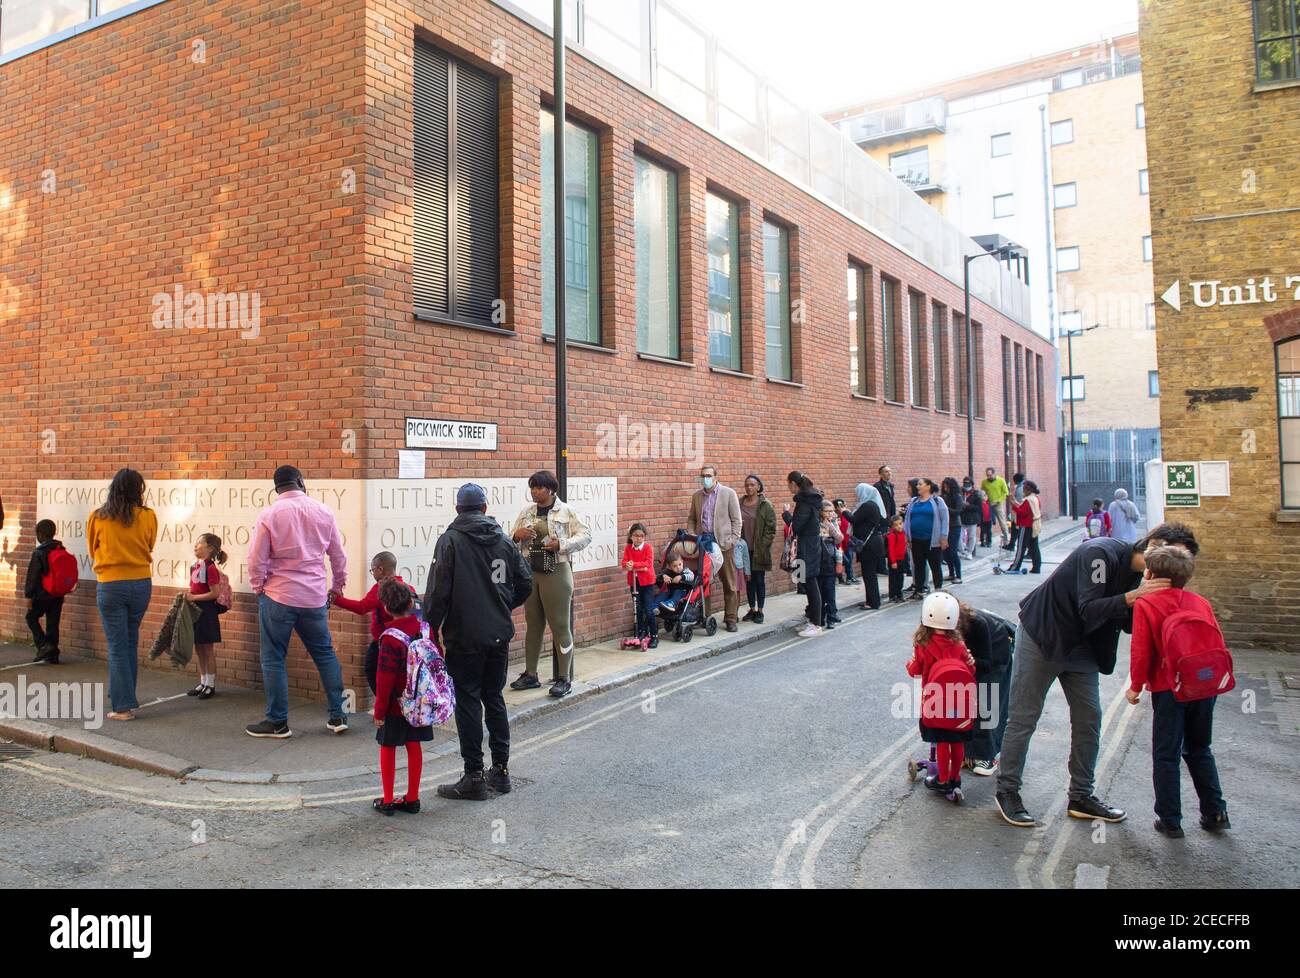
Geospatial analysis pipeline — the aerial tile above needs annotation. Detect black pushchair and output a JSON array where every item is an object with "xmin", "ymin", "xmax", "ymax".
[{"xmin": 657, "ymin": 530, "xmax": 719, "ymax": 643}]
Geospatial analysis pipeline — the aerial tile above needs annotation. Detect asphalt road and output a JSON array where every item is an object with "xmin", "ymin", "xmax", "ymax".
[{"xmin": 2, "ymin": 531, "xmax": 1296, "ymax": 889}]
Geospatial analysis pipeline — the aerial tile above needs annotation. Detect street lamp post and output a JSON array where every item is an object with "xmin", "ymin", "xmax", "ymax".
[
  {"xmin": 962, "ymin": 247, "xmax": 1017, "ymax": 481},
  {"xmin": 553, "ymin": 0, "xmax": 568, "ymax": 500},
  {"xmin": 1065, "ymin": 322, "xmax": 1101, "ymax": 519}
]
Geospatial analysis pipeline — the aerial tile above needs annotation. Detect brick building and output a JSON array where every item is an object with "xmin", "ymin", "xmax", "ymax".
[
  {"xmin": 1140, "ymin": 0, "xmax": 1300, "ymax": 649},
  {"xmin": 0, "ymin": 0, "xmax": 1058, "ymax": 701}
]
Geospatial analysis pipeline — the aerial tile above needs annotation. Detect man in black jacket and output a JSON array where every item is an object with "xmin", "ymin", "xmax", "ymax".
[
  {"xmin": 423, "ymin": 483, "xmax": 532, "ymax": 801},
  {"xmin": 873, "ymin": 465, "xmax": 897, "ymax": 521},
  {"xmin": 994, "ymin": 522, "xmax": 1199, "ymax": 828}
]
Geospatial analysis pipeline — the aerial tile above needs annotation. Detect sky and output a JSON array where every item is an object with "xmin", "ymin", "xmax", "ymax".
[{"xmin": 678, "ymin": 0, "xmax": 1141, "ymax": 112}]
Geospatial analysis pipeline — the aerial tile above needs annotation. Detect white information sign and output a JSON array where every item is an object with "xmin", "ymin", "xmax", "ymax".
[
  {"xmin": 397, "ymin": 450, "xmax": 426, "ymax": 479},
  {"xmin": 1199, "ymin": 461, "xmax": 1231, "ymax": 497}
]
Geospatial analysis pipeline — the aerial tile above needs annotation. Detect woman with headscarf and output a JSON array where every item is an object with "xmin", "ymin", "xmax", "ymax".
[
  {"xmin": 1108, "ymin": 488, "xmax": 1141, "ymax": 545},
  {"xmin": 849, "ymin": 482, "xmax": 886, "ymax": 610}
]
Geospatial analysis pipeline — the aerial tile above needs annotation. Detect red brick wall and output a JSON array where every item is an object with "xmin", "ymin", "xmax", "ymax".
[{"xmin": 1, "ymin": 0, "xmax": 1059, "ymax": 702}]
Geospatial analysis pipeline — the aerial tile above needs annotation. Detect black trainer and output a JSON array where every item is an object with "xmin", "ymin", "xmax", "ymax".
[
  {"xmin": 753, "ymin": 611, "xmax": 765, "ymax": 624},
  {"xmin": 1200, "ymin": 811, "xmax": 1231, "ymax": 833},
  {"xmin": 246, "ymin": 719, "xmax": 291, "ymax": 739},
  {"xmin": 437, "ymin": 771, "xmax": 488, "ymax": 801},
  {"xmin": 1154, "ymin": 819, "xmax": 1184, "ymax": 838},
  {"xmin": 996, "ymin": 790, "xmax": 1035, "ymax": 827},
  {"xmin": 510, "ymin": 673, "xmax": 541, "ymax": 691},
  {"xmin": 742, "ymin": 609, "xmax": 757, "ymax": 622},
  {"xmin": 1067, "ymin": 795, "xmax": 1127, "ymax": 822},
  {"xmin": 326, "ymin": 715, "xmax": 349, "ymax": 734},
  {"xmin": 486, "ymin": 763, "xmax": 512, "ymax": 794},
  {"xmin": 549, "ymin": 678, "xmax": 572, "ymax": 699}
]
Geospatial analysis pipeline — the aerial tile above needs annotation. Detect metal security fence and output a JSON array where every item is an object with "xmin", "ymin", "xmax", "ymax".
[{"xmin": 1066, "ymin": 427, "xmax": 1162, "ymax": 517}]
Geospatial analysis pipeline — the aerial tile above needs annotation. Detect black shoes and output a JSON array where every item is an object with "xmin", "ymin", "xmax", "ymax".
[
  {"xmin": 510, "ymin": 672, "xmax": 541, "ymax": 691},
  {"xmin": 1200, "ymin": 811, "xmax": 1231, "ymax": 833},
  {"xmin": 742, "ymin": 609, "xmax": 757, "ymax": 622},
  {"xmin": 549, "ymin": 679, "xmax": 572, "ymax": 699},
  {"xmin": 1067, "ymin": 795, "xmax": 1126, "ymax": 822},
  {"xmin": 487, "ymin": 763, "xmax": 512, "ymax": 794},
  {"xmin": 724, "ymin": 621, "xmax": 738, "ymax": 632},
  {"xmin": 189, "ymin": 683, "xmax": 215, "ymax": 698},
  {"xmin": 996, "ymin": 790, "xmax": 1035, "ymax": 827},
  {"xmin": 374, "ymin": 796, "xmax": 422, "ymax": 814},
  {"xmin": 327, "ymin": 715, "xmax": 349, "ymax": 734},
  {"xmin": 1154, "ymin": 819, "xmax": 1185, "ymax": 838},
  {"xmin": 372, "ymin": 798, "xmax": 398, "ymax": 816},
  {"xmin": 246, "ymin": 719, "xmax": 292, "ymax": 739},
  {"xmin": 187, "ymin": 683, "xmax": 205, "ymax": 697},
  {"xmin": 753, "ymin": 611, "xmax": 765, "ymax": 624},
  {"xmin": 437, "ymin": 771, "xmax": 488, "ymax": 801},
  {"xmin": 647, "ymin": 636, "xmax": 659, "ymax": 649}
]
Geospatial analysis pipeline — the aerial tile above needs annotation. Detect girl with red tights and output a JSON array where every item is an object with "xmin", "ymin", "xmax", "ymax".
[
  {"xmin": 906, "ymin": 591, "xmax": 977, "ymax": 794},
  {"xmin": 372, "ymin": 578, "xmax": 432, "ymax": 815}
]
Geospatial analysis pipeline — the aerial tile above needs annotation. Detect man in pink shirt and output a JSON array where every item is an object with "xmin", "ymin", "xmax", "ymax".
[{"xmin": 245, "ymin": 465, "xmax": 349, "ymax": 739}]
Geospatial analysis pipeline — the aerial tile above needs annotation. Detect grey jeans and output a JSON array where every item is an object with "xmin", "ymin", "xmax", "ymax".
[{"xmin": 995, "ymin": 626, "xmax": 1102, "ymax": 801}]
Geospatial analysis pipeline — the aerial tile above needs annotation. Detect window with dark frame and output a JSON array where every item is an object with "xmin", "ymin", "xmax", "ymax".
[
  {"xmin": 1013, "ymin": 342, "xmax": 1024, "ymax": 426},
  {"xmin": 1255, "ymin": 0, "xmax": 1300, "ymax": 83},
  {"xmin": 635, "ymin": 154, "xmax": 681, "ymax": 359},
  {"xmin": 909, "ymin": 290, "xmax": 928, "ymax": 407},
  {"xmin": 991, "ymin": 132, "xmax": 1012, "ymax": 157},
  {"xmin": 1062, "ymin": 375, "xmax": 1085, "ymax": 401},
  {"xmin": 881, "ymin": 276, "xmax": 903, "ymax": 402},
  {"xmin": 973, "ymin": 322, "xmax": 985, "ymax": 418},
  {"xmin": 1280, "ymin": 337, "xmax": 1300, "ymax": 507},
  {"xmin": 849, "ymin": 262, "xmax": 875, "ymax": 397},
  {"xmin": 541, "ymin": 108, "xmax": 600, "ymax": 344},
  {"xmin": 932, "ymin": 301, "xmax": 950, "ymax": 411},
  {"xmin": 763, "ymin": 219, "xmax": 792, "ymax": 381},
  {"xmin": 953, "ymin": 313, "xmax": 969, "ymax": 416},
  {"xmin": 1002, "ymin": 337, "xmax": 1013, "ymax": 424},
  {"xmin": 1035, "ymin": 354, "xmax": 1046, "ymax": 430},
  {"xmin": 706, "ymin": 192, "xmax": 742, "ymax": 370},
  {"xmin": 1026, "ymin": 348, "xmax": 1036, "ymax": 429},
  {"xmin": 413, "ymin": 43, "xmax": 500, "ymax": 328}
]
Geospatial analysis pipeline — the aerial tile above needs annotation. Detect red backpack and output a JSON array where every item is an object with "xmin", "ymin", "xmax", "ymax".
[
  {"xmin": 921, "ymin": 657, "xmax": 978, "ymax": 730},
  {"xmin": 42, "ymin": 545, "xmax": 79, "ymax": 597},
  {"xmin": 1159, "ymin": 593, "xmax": 1235, "ymax": 702}
]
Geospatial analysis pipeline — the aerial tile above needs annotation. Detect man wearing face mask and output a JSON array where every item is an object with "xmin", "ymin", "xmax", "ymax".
[{"xmin": 687, "ymin": 464, "xmax": 743, "ymax": 632}]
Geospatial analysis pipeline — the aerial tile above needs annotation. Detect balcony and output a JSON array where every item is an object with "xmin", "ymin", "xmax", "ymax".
[
  {"xmin": 844, "ymin": 96, "xmax": 947, "ymax": 146},
  {"xmin": 891, "ymin": 160, "xmax": 945, "ymax": 195}
]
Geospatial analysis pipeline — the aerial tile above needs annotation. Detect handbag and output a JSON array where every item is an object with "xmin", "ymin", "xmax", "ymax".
[
  {"xmin": 529, "ymin": 544, "xmax": 557, "ymax": 574},
  {"xmin": 779, "ymin": 534, "xmax": 798, "ymax": 572}
]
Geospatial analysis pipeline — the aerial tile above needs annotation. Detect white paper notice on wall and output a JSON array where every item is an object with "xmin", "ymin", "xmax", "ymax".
[
  {"xmin": 1199, "ymin": 461, "xmax": 1230, "ymax": 497},
  {"xmin": 397, "ymin": 450, "xmax": 426, "ymax": 479}
]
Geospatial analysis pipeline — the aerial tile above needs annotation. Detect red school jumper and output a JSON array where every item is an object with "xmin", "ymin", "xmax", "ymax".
[
  {"xmin": 622, "ymin": 542, "xmax": 656, "ymax": 589},
  {"xmin": 906, "ymin": 631, "xmax": 973, "ymax": 782},
  {"xmin": 374, "ymin": 613, "xmax": 425, "ymax": 804},
  {"xmin": 334, "ymin": 575, "xmax": 416, "ymax": 641}
]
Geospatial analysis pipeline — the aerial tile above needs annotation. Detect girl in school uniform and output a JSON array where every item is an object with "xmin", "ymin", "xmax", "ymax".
[{"xmin": 185, "ymin": 533, "xmax": 227, "ymax": 699}]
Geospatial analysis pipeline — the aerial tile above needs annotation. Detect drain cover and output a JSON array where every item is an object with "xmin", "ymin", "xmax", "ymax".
[{"xmin": 0, "ymin": 742, "xmax": 36, "ymax": 763}]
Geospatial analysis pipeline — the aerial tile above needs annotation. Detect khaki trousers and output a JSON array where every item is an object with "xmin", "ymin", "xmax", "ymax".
[{"xmin": 524, "ymin": 561, "xmax": 575, "ymax": 679}]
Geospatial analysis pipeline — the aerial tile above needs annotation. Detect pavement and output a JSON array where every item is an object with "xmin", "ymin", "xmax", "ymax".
[
  {"xmin": 3, "ymin": 521, "xmax": 1295, "ymax": 889},
  {"xmin": 0, "ymin": 517, "xmax": 1080, "ymax": 785}
]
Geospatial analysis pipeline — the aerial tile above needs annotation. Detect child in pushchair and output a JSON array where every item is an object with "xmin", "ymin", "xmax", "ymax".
[{"xmin": 657, "ymin": 530, "xmax": 719, "ymax": 643}]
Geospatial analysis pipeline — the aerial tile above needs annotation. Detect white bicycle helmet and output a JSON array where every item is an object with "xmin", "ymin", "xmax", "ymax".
[{"xmin": 921, "ymin": 591, "xmax": 961, "ymax": 630}]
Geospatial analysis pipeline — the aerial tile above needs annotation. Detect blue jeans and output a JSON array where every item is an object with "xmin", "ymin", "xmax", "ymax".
[
  {"xmin": 96, "ymin": 578, "xmax": 152, "ymax": 712},
  {"xmin": 943, "ymin": 520, "xmax": 962, "ymax": 579},
  {"xmin": 258, "ymin": 594, "xmax": 345, "ymax": 724},
  {"xmin": 1151, "ymin": 691, "xmax": 1226, "ymax": 828}
]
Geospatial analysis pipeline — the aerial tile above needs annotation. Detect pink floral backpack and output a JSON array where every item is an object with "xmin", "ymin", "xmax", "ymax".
[{"xmin": 381, "ymin": 622, "xmax": 455, "ymax": 727}]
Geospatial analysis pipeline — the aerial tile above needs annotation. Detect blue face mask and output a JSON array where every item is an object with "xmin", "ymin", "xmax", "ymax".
[{"xmin": 702, "ymin": 476, "xmax": 715, "ymax": 490}]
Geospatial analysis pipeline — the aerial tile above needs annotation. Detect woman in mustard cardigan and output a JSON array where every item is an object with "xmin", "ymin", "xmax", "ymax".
[{"xmin": 87, "ymin": 468, "xmax": 158, "ymax": 720}]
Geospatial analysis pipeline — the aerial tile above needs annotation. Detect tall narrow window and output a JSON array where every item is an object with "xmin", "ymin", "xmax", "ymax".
[
  {"xmin": 1026, "ymin": 349, "xmax": 1036, "ymax": 429},
  {"xmin": 1002, "ymin": 337, "xmax": 1013, "ymax": 424},
  {"xmin": 849, "ymin": 262, "xmax": 875, "ymax": 396},
  {"xmin": 1035, "ymin": 354, "xmax": 1046, "ymax": 430},
  {"xmin": 953, "ymin": 314, "xmax": 969, "ymax": 416},
  {"xmin": 414, "ymin": 43, "xmax": 500, "ymax": 327},
  {"xmin": 1014, "ymin": 343, "xmax": 1025, "ymax": 426},
  {"xmin": 635, "ymin": 155, "xmax": 680, "ymax": 358},
  {"xmin": 973, "ymin": 322, "xmax": 985, "ymax": 417},
  {"xmin": 764, "ymin": 220, "xmax": 791, "ymax": 381},
  {"xmin": 1143, "ymin": 235, "xmax": 1153, "ymax": 262},
  {"xmin": 706, "ymin": 193, "xmax": 742, "ymax": 369},
  {"xmin": 932, "ymin": 302, "xmax": 949, "ymax": 411},
  {"xmin": 541, "ymin": 110, "xmax": 600, "ymax": 343},
  {"xmin": 1278, "ymin": 337, "xmax": 1300, "ymax": 507},
  {"xmin": 909, "ymin": 291, "xmax": 927, "ymax": 407},
  {"xmin": 881, "ymin": 277, "xmax": 902, "ymax": 401},
  {"xmin": 1139, "ymin": 169, "xmax": 1150, "ymax": 195}
]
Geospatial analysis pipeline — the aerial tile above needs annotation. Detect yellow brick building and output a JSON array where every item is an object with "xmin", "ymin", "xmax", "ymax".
[{"xmin": 1141, "ymin": 0, "xmax": 1300, "ymax": 649}]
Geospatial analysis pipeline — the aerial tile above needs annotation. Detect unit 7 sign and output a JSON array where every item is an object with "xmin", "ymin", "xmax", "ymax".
[
  {"xmin": 1161, "ymin": 276, "xmax": 1300, "ymax": 311},
  {"xmin": 405, "ymin": 417, "xmax": 498, "ymax": 451}
]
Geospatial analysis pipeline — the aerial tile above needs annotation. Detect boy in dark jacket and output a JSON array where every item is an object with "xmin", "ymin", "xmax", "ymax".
[
  {"xmin": 423, "ymin": 484, "xmax": 532, "ymax": 801},
  {"xmin": 24, "ymin": 520, "xmax": 64, "ymax": 664}
]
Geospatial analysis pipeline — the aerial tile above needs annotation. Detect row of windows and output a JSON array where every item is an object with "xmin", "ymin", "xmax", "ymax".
[
  {"xmin": 993, "ymin": 168, "xmax": 1149, "ymax": 221},
  {"xmin": 1000, "ymin": 338, "xmax": 1048, "ymax": 430},
  {"xmin": 1061, "ymin": 370, "xmax": 1161, "ymax": 402},
  {"xmin": 985, "ymin": 106, "xmax": 1143, "ymax": 161},
  {"xmin": 1056, "ymin": 235, "xmax": 1151, "ymax": 273},
  {"xmin": 416, "ymin": 42, "xmax": 1041, "ymax": 403},
  {"xmin": 1060, "ymin": 305, "xmax": 1158, "ymax": 334},
  {"xmin": 414, "ymin": 44, "xmax": 801, "ymax": 379},
  {"xmin": 848, "ymin": 269, "xmax": 996, "ymax": 420}
]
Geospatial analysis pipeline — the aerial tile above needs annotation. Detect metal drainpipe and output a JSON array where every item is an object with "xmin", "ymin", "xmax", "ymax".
[{"xmin": 1038, "ymin": 101, "xmax": 1062, "ymax": 513}]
